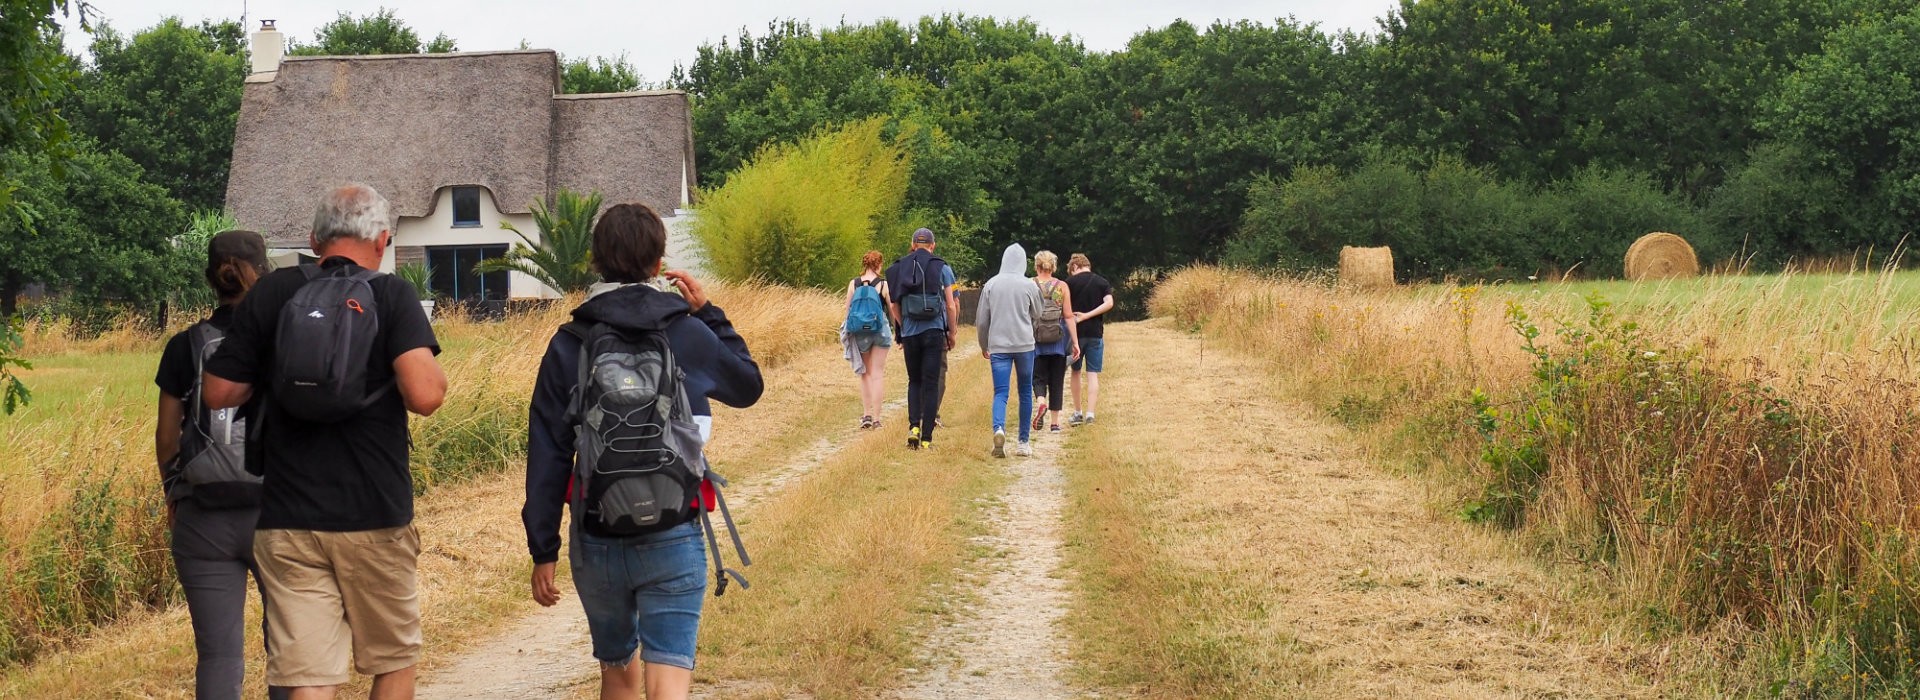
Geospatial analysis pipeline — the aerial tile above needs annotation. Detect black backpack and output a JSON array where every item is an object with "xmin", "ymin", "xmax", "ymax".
[
  {"xmin": 563, "ymin": 321, "xmax": 752, "ymax": 595},
  {"xmin": 171, "ymin": 322, "xmax": 264, "ymax": 509},
  {"xmin": 896, "ymin": 250, "xmax": 947, "ymax": 321},
  {"xmin": 272, "ymin": 263, "xmax": 393, "ymax": 423}
]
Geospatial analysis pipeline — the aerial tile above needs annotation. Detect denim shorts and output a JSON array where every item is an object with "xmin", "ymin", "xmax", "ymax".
[
  {"xmin": 570, "ymin": 521, "xmax": 707, "ymax": 669},
  {"xmin": 1070, "ymin": 338, "xmax": 1105, "ymax": 373}
]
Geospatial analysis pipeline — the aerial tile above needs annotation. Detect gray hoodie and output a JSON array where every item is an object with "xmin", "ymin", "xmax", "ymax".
[{"xmin": 975, "ymin": 243, "xmax": 1042, "ymax": 355}]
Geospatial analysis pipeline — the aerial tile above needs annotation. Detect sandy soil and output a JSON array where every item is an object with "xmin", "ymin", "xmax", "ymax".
[{"xmin": 894, "ymin": 425, "xmax": 1074, "ymax": 700}]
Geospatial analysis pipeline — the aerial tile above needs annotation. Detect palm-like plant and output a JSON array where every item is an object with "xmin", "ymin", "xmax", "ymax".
[{"xmin": 475, "ymin": 189, "xmax": 603, "ymax": 294}]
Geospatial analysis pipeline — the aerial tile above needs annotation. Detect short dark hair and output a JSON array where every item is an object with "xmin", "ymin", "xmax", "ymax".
[{"xmin": 592, "ymin": 203, "xmax": 667, "ymax": 284}]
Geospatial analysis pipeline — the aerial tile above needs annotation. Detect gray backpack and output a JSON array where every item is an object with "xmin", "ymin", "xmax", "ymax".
[
  {"xmin": 563, "ymin": 321, "xmax": 752, "ymax": 595},
  {"xmin": 1034, "ymin": 279, "xmax": 1066, "ymax": 344},
  {"xmin": 171, "ymin": 323, "xmax": 264, "ymax": 509}
]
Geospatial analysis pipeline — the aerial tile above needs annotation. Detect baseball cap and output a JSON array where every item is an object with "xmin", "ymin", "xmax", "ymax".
[
  {"xmin": 911, "ymin": 227, "xmax": 936, "ymax": 245},
  {"xmin": 207, "ymin": 229, "xmax": 269, "ymax": 272}
]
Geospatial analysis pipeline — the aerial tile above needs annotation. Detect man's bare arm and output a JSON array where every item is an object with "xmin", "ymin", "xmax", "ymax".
[
  {"xmin": 394, "ymin": 347, "xmax": 447, "ymax": 417},
  {"xmin": 202, "ymin": 374, "xmax": 252, "ymax": 410}
]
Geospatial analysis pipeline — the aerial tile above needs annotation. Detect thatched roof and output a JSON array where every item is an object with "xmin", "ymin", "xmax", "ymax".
[{"xmin": 226, "ymin": 50, "xmax": 696, "ymax": 247}]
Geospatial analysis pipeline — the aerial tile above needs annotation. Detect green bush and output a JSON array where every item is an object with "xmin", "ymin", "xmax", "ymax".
[
  {"xmin": 1228, "ymin": 158, "xmax": 1708, "ymax": 280},
  {"xmin": 1527, "ymin": 167, "xmax": 1708, "ymax": 278},
  {"xmin": 1705, "ymin": 143, "xmax": 1859, "ymax": 268},
  {"xmin": 691, "ymin": 117, "xmax": 915, "ymax": 289}
]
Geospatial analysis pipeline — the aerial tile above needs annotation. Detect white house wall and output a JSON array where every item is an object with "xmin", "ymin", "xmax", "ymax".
[{"xmin": 382, "ymin": 186, "xmax": 555, "ymax": 299}]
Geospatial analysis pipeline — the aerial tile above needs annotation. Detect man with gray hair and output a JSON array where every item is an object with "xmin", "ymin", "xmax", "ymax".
[{"xmin": 204, "ymin": 183, "xmax": 447, "ymax": 700}]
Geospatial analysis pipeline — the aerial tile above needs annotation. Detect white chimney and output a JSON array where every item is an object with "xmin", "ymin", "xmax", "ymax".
[{"xmin": 250, "ymin": 19, "xmax": 284, "ymax": 76}]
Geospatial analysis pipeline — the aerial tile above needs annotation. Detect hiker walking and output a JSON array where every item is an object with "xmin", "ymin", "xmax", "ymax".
[
  {"xmin": 885, "ymin": 228, "xmax": 959, "ymax": 450},
  {"xmin": 153, "ymin": 230, "xmax": 289, "ymax": 700},
  {"xmin": 1029, "ymin": 250, "xmax": 1080, "ymax": 434},
  {"xmin": 842, "ymin": 250, "xmax": 893, "ymax": 429},
  {"xmin": 1066, "ymin": 253, "xmax": 1114, "ymax": 426},
  {"xmin": 522, "ymin": 202, "xmax": 764, "ymax": 700},
  {"xmin": 203, "ymin": 184, "xmax": 447, "ymax": 699},
  {"xmin": 975, "ymin": 244, "xmax": 1042, "ymax": 457}
]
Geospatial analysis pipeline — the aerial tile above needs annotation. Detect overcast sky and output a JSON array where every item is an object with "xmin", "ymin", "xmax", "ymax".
[{"xmin": 65, "ymin": 0, "xmax": 1400, "ymax": 80}]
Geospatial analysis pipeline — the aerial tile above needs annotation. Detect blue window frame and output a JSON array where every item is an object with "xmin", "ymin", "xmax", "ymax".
[
  {"xmin": 452, "ymin": 187, "xmax": 482, "ymax": 228},
  {"xmin": 426, "ymin": 244, "xmax": 509, "ymax": 302}
]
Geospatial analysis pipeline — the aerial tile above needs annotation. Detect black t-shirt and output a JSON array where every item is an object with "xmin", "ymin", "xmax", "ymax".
[
  {"xmin": 155, "ymin": 305, "xmax": 236, "ymax": 399},
  {"xmin": 1067, "ymin": 271, "xmax": 1114, "ymax": 339},
  {"xmin": 203, "ymin": 257, "xmax": 440, "ymax": 532}
]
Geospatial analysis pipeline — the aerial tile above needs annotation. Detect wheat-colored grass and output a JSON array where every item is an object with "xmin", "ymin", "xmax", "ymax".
[
  {"xmin": 0, "ymin": 280, "xmax": 846, "ymax": 695},
  {"xmin": 1149, "ymin": 265, "xmax": 1920, "ymax": 693}
]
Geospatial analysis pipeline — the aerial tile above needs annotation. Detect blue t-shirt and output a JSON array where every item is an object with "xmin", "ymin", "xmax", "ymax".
[{"xmin": 898, "ymin": 263, "xmax": 956, "ymax": 339}]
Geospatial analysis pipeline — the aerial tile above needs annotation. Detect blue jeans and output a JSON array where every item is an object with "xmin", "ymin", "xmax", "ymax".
[
  {"xmin": 990, "ymin": 351, "xmax": 1035, "ymax": 442},
  {"xmin": 570, "ymin": 521, "xmax": 707, "ymax": 669}
]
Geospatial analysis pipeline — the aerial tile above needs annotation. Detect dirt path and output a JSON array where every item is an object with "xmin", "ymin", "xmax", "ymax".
[
  {"xmin": 1074, "ymin": 322, "xmax": 1660, "ymax": 697},
  {"xmin": 416, "ymin": 345, "xmax": 940, "ymax": 700},
  {"xmin": 895, "ymin": 427, "xmax": 1074, "ymax": 699}
]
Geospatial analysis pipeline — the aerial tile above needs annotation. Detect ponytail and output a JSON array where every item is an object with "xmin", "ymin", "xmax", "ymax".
[{"xmin": 207, "ymin": 257, "xmax": 262, "ymax": 300}]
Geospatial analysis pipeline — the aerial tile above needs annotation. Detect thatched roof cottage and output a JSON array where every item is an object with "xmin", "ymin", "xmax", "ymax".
[{"xmin": 225, "ymin": 22, "xmax": 700, "ymax": 303}]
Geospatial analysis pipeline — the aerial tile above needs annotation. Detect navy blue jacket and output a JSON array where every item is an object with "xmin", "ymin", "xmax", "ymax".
[{"xmin": 521, "ymin": 286, "xmax": 764, "ymax": 564}]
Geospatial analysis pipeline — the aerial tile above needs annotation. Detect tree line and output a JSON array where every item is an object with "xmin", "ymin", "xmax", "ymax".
[{"xmin": 672, "ymin": 1, "xmax": 1920, "ymax": 279}]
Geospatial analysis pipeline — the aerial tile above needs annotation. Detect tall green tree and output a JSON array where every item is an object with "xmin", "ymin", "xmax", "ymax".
[
  {"xmin": 477, "ymin": 189, "xmax": 603, "ymax": 293},
  {"xmin": 66, "ymin": 18, "xmax": 247, "ymax": 211},
  {"xmin": 0, "ymin": 147, "xmax": 189, "ymax": 315},
  {"xmin": 288, "ymin": 7, "xmax": 456, "ymax": 56},
  {"xmin": 1761, "ymin": 6, "xmax": 1920, "ymax": 254},
  {"xmin": 561, "ymin": 53, "xmax": 642, "ymax": 93},
  {"xmin": 1, "ymin": 0, "xmax": 86, "ymax": 211}
]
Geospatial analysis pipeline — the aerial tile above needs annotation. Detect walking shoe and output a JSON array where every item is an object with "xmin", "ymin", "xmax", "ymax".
[
  {"xmin": 860, "ymin": 415, "xmax": 875, "ymax": 430},
  {"xmin": 1083, "ymin": 414, "xmax": 1096, "ymax": 425},
  {"xmin": 908, "ymin": 426, "xmax": 921, "ymax": 450},
  {"xmin": 1015, "ymin": 441, "xmax": 1032, "ymax": 457},
  {"xmin": 992, "ymin": 429, "xmax": 1006, "ymax": 458},
  {"xmin": 1068, "ymin": 412, "xmax": 1085, "ymax": 427},
  {"xmin": 1050, "ymin": 424, "xmax": 1063, "ymax": 433},
  {"xmin": 1031, "ymin": 400, "xmax": 1048, "ymax": 431}
]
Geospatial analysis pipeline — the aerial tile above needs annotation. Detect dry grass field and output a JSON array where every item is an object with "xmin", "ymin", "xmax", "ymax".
[
  {"xmin": 0, "ymin": 281, "xmax": 851, "ymax": 696},
  {"xmin": 1151, "ymin": 265, "xmax": 1920, "ymax": 695}
]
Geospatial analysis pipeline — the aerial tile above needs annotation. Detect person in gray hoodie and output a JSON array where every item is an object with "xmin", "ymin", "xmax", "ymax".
[{"xmin": 975, "ymin": 243, "xmax": 1043, "ymax": 457}]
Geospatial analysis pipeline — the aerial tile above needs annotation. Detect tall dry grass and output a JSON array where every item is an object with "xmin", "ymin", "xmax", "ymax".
[
  {"xmin": 1152, "ymin": 265, "xmax": 1920, "ymax": 693},
  {"xmin": 0, "ymin": 280, "xmax": 842, "ymax": 669}
]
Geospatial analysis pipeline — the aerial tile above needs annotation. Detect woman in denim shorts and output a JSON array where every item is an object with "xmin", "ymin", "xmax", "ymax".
[{"xmin": 521, "ymin": 203, "xmax": 765, "ymax": 699}]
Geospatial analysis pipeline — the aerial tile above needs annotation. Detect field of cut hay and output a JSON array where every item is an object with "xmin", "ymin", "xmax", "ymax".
[
  {"xmin": 0, "ymin": 281, "xmax": 843, "ymax": 669},
  {"xmin": 1152, "ymin": 265, "xmax": 1920, "ymax": 694}
]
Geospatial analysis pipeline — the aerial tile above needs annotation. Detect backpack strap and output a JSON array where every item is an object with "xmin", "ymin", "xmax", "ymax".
[{"xmin": 700, "ymin": 470, "xmax": 752, "ymax": 596}]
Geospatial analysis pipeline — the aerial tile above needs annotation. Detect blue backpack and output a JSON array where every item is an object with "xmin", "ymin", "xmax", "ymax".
[{"xmin": 846, "ymin": 278, "xmax": 885, "ymax": 335}]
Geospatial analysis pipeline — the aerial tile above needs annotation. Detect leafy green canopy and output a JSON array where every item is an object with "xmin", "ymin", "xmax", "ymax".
[
  {"xmin": 66, "ymin": 18, "xmax": 247, "ymax": 211},
  {"xmin": 691, "ymin": 117, "xmax": 920, "ymax": 289},
  {"xmin": 289, "ymin": 7, "xmax": 456, "ymax": 56},
  {"xmin": 476, "ymin": 189, "xmax": 603, "ymax": 294},
  {"xmin": 561, "ymin": 53, "xmax": 643, "ymax": 94}
]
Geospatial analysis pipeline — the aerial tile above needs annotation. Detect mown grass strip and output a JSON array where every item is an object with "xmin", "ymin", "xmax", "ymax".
[{"xmin": 696, "ymin": 354, "xmax": 1006, "ymax": 699}]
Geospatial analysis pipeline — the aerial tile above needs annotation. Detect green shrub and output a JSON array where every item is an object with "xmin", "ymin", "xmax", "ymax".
[
  {"xmin": 1704, "ymin": 143, "xmax": 1858, "ymax": 268},
  {"xmin": 692, "ymin": 117, "xmax": 915, "ymax": 289},
  {"xmin": 1527, "ymin": 167, "xmax": 1708, "ymax": 278}
]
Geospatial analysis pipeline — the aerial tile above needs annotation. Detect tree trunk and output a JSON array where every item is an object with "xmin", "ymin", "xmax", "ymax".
[{"xmin": 1, "ymin": 269, "xmax": 19, "ymax": 318}]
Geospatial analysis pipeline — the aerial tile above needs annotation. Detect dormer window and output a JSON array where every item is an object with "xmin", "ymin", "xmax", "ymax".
[{"xmin": 452, "ymin": 187, "xmax": 481, "ymax": 227}]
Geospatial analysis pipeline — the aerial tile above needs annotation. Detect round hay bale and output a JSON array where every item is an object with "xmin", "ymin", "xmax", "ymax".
[
  {"xmin": 1624, "ymin": 232, "xmax": 1699, "ymax": 281},
  {"xmin": 1339, "ymin": 246, "xmax": 1395, "ymax": 288}
]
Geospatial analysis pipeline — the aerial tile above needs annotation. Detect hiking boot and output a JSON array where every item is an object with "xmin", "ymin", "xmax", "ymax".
[
  {"xmin": 1068, "ymin": 412, "xmax": 1085, "ymax": 427},
  {"xmin": 908, "ymin": 426, "xmax": 921, "ymax": 450},
  {"xmin": 1031, "ymin": 400, "xmax": 1048, "ymax": 431},
  {"xmin": 1015, "ymin": 441, "xmax": 1032, "ymax": 457},
  {"xmin": 992, "ymin": 429, "xmax": 1006, "ymax": 458}
]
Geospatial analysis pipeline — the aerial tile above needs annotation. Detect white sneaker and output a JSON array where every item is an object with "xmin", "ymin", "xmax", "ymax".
[
  {"xmin": 992, "ymin": 429, "xmax": 1006, "ymax": 458},
  {"xmin": 1015, "ymin": 441, "xmax": 1032, "ymax": 457}
]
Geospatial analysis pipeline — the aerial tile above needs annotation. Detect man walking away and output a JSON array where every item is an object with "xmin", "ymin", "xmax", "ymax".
[
  {"xmin": 204, "ymin": 184, "xmax": 447, "ymax": 700},
  {"xmin": 975, "ymin": 244, "xmax": 1041, "ymax": 457},
  {"xmin": 1065, "ymin": 253, "xmax": 1114, "ymax": 426},
  {"xmin": 885, "ymin": 228, "xmax": 959, "ymax": 450}
]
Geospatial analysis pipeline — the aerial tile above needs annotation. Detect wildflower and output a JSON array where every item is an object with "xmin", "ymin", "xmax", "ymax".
[{"xmin": 1643, "ymin": 351, "xmax": 1658, "ymax": 359}]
